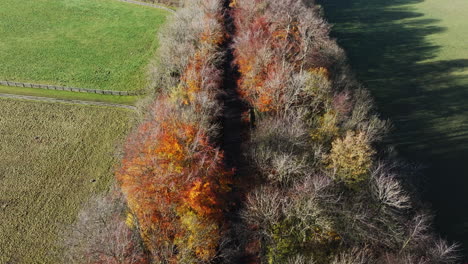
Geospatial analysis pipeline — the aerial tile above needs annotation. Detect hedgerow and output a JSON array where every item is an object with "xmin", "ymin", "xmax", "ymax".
[
  {"xmin": 117, "ymin": 1, "xmax": 232, "ymax": 262},
  {"xmin": 231, "ymin": 0, "xmax": 459, "ymax": 263},
  {"xmin": 66, "ymin": 0, "xmax": 460, "ymax": 263},
  {"xmin": 67, "ymin": 0, "xmax": 232, "ymax": 263}
]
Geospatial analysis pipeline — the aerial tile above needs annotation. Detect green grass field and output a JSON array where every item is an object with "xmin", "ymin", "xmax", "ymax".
[
  {"xmin": 320, "ymin": 0, "xmax": 468, "ymax": 253},
  {"xmin": 0, "ymin": 99, "xmax": 133, "ymax": 263},
  {"xmin": 0, "ymin": 0, "xmax": 169, "ymax": 91},
  {"xmin": 415, "ymin": 0, "xmax": 468, "ymax": 76}
]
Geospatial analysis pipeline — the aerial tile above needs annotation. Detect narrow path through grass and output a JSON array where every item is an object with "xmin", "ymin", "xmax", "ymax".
[{"xmin": 0, "ymin": 93, "xmax": 137, "ymax": 110}]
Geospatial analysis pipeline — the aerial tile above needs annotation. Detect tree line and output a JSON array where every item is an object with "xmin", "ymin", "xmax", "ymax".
[{"xmin": 64, "ymin": 0, "xmax": 460, "ymax": 263}]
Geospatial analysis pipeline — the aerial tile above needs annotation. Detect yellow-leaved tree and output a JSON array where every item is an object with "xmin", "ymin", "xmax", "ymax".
[{"xmin": 327, "ymin": 131, "xmax": 375, "ymax": 187}]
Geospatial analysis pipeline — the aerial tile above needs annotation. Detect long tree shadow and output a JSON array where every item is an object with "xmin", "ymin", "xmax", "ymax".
[{"xmin": 319, "ymin": 0, "xmax": 468, "ymax": 254}]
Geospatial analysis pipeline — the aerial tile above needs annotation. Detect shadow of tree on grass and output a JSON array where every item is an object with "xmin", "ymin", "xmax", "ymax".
[{"xmin": 319, "ymin": 0, "xmax": 468, "ymax": 254}]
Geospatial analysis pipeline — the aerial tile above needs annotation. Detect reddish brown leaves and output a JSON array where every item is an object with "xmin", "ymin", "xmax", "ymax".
[{"xmin": 115, "ymin": 1, "xmax": 234, "ymax": 262}]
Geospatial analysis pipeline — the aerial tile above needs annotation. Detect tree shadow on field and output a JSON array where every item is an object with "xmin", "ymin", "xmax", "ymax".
[{"xmin": 318, "ymin": 0, "xmax": 468, "ymax": 255}]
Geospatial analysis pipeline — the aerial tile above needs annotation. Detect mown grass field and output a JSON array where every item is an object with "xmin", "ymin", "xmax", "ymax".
[
  {"xmin": 320, "ymin": 0, "xmax": 468, "ymax": 253},
  {"xmin": 0, "ymin": 0, "xmax": 169, "ymax": 91},
  {"xmin": 415, "ymin": 0, "xmax": 468, "ymax": 76},
  {"xmin": 0, "ymin": 99, "xmax": 133, "ymax": 263}
]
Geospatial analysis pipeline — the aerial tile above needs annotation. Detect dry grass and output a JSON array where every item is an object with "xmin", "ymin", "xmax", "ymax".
[{"xmin": 0, "ymin": 99, "xmax": 133, "ymax": 263}]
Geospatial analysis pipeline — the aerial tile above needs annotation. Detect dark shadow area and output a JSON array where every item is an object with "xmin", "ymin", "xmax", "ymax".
[{"xmin": 318, "ymin": 0, "xmax": 468, "ymax": 255}]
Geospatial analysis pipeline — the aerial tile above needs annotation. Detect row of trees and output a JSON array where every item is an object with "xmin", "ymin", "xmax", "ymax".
[
  {"xmin": 231, "ymin": 0, "xmax": 459, "ymax": 263},
  {"xmin": 66, "ymin": 0, "xmax": 233, "ymax": 263},
  {"xmin": 65, "ymin": 0, "xmax": 460, "ymax": 263},
  {"xmin": 117, "ymin": 0, "xmax": 232, "ymax": 262}
]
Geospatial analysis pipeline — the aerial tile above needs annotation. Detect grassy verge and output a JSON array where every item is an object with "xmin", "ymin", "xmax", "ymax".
[
  {"xmin": 0, "ymin": 85, "xmax": 140, "ymax": 105},
  {"xmin": 0, "ymin": 0, "xmax": 169, "ymax": 91},
  {"xmin": 0, "ymin": 99, "xmax": 133, "ymax": 263}
]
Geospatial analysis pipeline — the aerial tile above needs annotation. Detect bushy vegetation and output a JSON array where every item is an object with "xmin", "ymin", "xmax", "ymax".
[
  {"xmin": 0, "ymin": 0, "xmax": 169, "ymax": 91},
  {"xmin": 65, "ymin": 0, "xmax": 462, "ymax": 263},
  {"xmin": 0, "ymin": 99, "xmax": 132, "ymax": 263},
  {"xmin": 231, "ymin": 0, "xmax": 459, "ymax": 262}
]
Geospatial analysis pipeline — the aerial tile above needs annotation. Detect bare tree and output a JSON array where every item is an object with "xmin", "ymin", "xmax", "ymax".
[
  {"xmin": 370, "ymin": 162, "xmax": 412, "ymax": 212},
  {"xmin": 63, "ymin": 194, "xmax": 148, "ymax": 264},
  {"xmin": 331, "ymin": 246, "xmax": 374, "ymax": 264}
]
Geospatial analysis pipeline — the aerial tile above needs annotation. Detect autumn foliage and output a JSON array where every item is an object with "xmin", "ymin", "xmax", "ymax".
[
  {"xmin": 116, "ymin": 0, "xmax": 232, "ymax": 262},
  {"xmin": 118, "ymin": 101, "xmax": 232, "ymax": 262},
  {"xmin": 68, "ymin": 0, "xmax": 460, "ymax": 263},
  {"xmin": 231, "ymin": 0, "xmax": 459, "ymax": 263},
  {"xmin": 232, "ymin": 0, "xmax": 337, "ymax": 115},
  {"xmin": 327, "ymin": 131, "xmax": 375, "ymax": 187}
]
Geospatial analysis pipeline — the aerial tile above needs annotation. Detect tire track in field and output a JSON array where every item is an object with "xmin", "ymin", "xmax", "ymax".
[{"xmin": 0, "ymin": 93, "xmax": 136, "ymax": 110}]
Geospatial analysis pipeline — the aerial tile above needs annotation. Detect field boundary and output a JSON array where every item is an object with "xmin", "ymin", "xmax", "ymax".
[
  {"xmin": 0, "ymin": 93, "xmax": 137, "ymax": 110},
  {"xmin": 0, "ymin": 80, "xmax": 143, "ymax": 96},
  {"xmin": 116, "ymin": 0, "xmax": 176, "ymax": 13}
]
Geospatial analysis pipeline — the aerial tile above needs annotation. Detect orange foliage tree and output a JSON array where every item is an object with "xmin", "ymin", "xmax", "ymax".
[
  {"xmin": 118, "ymin": 102, "xmax": 232, "ymax": 262},
  {"xmin": 117, "ymin": 1, "xmax": 231, "ymax": 262},
  {"xmin": 232, "ymin": 0, "xmax": 336, "ymax": 117}
]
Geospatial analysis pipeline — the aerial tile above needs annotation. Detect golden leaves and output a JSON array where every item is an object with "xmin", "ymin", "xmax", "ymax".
[{"xmin": 327, "ymin": 131, "xmax": 375, "ymax": 187}]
